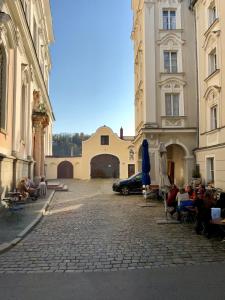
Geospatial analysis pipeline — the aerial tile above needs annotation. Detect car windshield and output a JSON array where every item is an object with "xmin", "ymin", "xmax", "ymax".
[{"xmin": 128, "ymin": 172, "xmax": 142, "ymax": 180}]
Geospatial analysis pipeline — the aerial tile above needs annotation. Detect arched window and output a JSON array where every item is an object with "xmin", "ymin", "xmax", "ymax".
[{"xmin": 0, "ymin": 46, "xmax": 7, "ymax": 130}]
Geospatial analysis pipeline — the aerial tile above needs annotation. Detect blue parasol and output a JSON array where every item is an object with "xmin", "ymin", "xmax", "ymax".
[{"xmin": 142, "ymin": 139, "xmax": 151, "ymax": 186}]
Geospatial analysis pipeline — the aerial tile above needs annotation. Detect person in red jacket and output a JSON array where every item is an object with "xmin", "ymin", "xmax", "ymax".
[{"xmin": 166, "ymin": 184, "xmax": 179, "ymax": 216}]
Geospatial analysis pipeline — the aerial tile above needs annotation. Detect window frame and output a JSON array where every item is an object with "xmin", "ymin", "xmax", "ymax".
[
  {"xmin": 100, "ymin": 135, "xmax": 109, "ymax": 145},
  {"xmin": 206, "ymin": 157, "xmax": 215, "ymax": 184},
  {"xmin": 208, "ymin": 48, "xmax": 217, "ymax": 75},
  {"xmin": 0, "ymin": 46, "xmax": 8, "ymax": 132},
  {"xmin": 164, "ymin": 51, "xmax": 178, "ymax": 73},
  {"xmin": 165, "ymin": 93, "xmax": 180, "ymax": 116},
  {"xmin": 208, "ymin": 2, "xmax": 217, "ymax": 27},
  {"xmin": 163, "ymin": 9, "xmax": 176, "ymax": 30}
]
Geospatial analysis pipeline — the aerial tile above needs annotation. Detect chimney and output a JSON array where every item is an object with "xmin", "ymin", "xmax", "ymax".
[{"xmin": 120, "ymin": 127, "xmax": 124, "ymax": 140}]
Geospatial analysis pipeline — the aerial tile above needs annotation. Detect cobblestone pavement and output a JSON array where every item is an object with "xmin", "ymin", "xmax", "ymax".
[{"xmin": 0, "ymin": 179, "xmax": 225, "ymax": 274}]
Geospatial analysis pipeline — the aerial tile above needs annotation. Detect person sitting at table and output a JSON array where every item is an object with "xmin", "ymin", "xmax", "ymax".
[
  {"xmin": 196, "ymin": 184, "xmax": 206, "ymax": 201},
  {"xmin": 25, "ymin": 177, "xmax": 39, "ymax": 200},
  {"xmin": 176, "ymin": 188, "xmax": 189, "ymax": 206},
  {"xmin": 176, "ymin": 187, "xmax": 194, "ymax": 221},
  {"xmin": 185, "ymin": 185, "xmax": 196, "ymax": 200},
  {"xmin": 17, "ymin": 179, "xmax": 29, "ymax": 201},
  {"xmin": 194, "ymin": 189, "xmax": 215, "ymax": 237},
  {"xmin": 166, "ymin": 184, "xmax": 179, "ymax": 216}
]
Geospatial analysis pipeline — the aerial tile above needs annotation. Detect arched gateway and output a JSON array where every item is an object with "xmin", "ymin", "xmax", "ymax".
[
  {"xmin": 57, "ymin": 161, "xmax": 73, "ymax": 179},
  {"xmin": 91, "ymin": 154, "xmax": 120, "ymax": 178}
]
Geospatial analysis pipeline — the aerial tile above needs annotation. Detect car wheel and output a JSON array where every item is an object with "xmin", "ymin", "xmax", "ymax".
[{"xmin": 121, "ymin": 186, "xmax": 129, "ymax": 195}]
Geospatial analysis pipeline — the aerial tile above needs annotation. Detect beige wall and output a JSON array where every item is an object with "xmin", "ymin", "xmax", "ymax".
[
  {"xmin": 193, "ymin": 0, "xmax": 225, "ymax": 188},
  {"xmin": 46, "ymin": 126, "xmax": 135, "ymax": 180},
  {"xmin": 132, "ymin": 0, "xmax": 197, "ymax": 185}
]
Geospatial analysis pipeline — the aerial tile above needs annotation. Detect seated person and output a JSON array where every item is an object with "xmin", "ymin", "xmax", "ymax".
[
  {"xmin": 38, "ymin": 177, "xmax": 47, "ymax": 197},
  {"xmin": 176, "ymin": 188, "xmax": 189, "ymax": 206},
  {"xmin": 177, "ymin": 185, "xmax": 196, "ymax": 220},
  {"xmin": 194, "ymin": 190, "xmax": 215, "ymax": 237},
  {"xmin": 196, "ymin": 184, "xmax": 206, "ymax": 201},
  {"xmin": 25, "ymin": 177, "xmax": 39, "ymax": 200},
  {"xmin": 185, "ymin": 185, "xmax": 196, "ymax": 200},
  {"xmin": 17, "ymin": 179, "xmax": 29, "ymax": 201},
  {"xmin": 166, "ymin": 184, "xmax": 179, "ymax": 216}
]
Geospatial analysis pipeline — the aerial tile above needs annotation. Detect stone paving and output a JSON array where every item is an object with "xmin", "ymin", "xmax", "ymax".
[{"xmin": 0, "ymin": 179, "xmax": 225, "ymax": 273}]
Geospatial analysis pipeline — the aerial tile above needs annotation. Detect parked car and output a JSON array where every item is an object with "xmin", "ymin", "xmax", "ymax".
[{"xmin": 112, "ymin": 172, "xmax": 143, "ymax": 195}]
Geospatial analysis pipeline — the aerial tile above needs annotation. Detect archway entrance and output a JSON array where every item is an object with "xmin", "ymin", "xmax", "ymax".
[
  {"xmin": 166, "ymin": 144, "xmax": 185, "ymax": 186},
  {"xmin": 91, "ymin": 154, "xmax": 120, "ymax": 178},
  {"xmin": 57, "ymin": 161, "xmax": 73, "ymax": 178}
]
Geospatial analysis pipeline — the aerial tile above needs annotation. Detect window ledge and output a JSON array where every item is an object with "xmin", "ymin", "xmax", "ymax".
[
  {"xmin": 0, "ymin": 128, "xmax": 7, "ymax": 135},
  {"xmin": 161, "ymin": 115, "xmax": 187, "ymax": 118},
  {"xmin": 159, "ymin": 29, "xmax": 183, "ymax": 33},
  {"xmin": 200, "ymin": 128, "xmax": 220, "ymax": 135},
  {"xmin": 160, "ymin": 72, "xmax": 185, "ymax": 76},
  {"xmin": 204, "ymin": 69, "xmax": 220, "ymax": 82},
  {"xmin": 204, "ymin": 18, "xmax": 219, "ymax": 37}
]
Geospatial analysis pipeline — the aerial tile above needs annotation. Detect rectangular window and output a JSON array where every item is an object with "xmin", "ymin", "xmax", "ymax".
[
  {"xmin": 210, "ymin": 106, "xmax": 217, "ymax": 130},
  {"xmin": 101, "ymin": 135, "xmax": 109, "ymax": 145},
  {"xmin": 208, "ymin": 48, "xmax": 217, "ymax": 75},
  {"xmin": 33, "ymin": 18, "xmax": 38, "ymax": 51},
  {"xmin": 208, "ymin": 3, "xmax": 217, "ymax": 26},
  {"xmin": 207, "ymin": 157, "xmax": 215, "ymax": 183},
  {"xmin": 164, "ymin": 51, "xmax": 177, "ymax": 73},
  {"xmin": 163, "ymin": 10, "xmax": 176, "ymax": 30},
  {"xmin": 165, "ymin": 94, "xmax": 179, "ymax": 116}
]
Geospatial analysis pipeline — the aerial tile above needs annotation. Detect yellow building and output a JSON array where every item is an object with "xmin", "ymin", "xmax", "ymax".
[
  {"xmin": 45, "ymin": 126, "xmax": 136, "ymax": 180},
  {"xmin": 191, "ymin": 0, "xmax": 225, "ymax": 189},
  {"xmin": 0, "ymin": 0, "xmax": 54, "ymax": 190},
  {"xmin": 131, "ymin": 0, "xmax": 198, "ymax": 186}
]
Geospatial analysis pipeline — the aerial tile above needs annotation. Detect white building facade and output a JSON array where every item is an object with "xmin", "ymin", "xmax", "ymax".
[
  {"xmin": 0, "ymin": 0, "xmax": 54, "ymax": 190},
  {"xmin": 192, "ymin": 0, "xmax": 225, "ymax": 189},
  {"xmin": 131, "ymin": 0, "xmax": 198, "ymax": 186}
]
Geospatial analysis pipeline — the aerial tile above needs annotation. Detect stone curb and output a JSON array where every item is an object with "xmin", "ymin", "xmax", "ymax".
[{"xmin": 0, "ymin": 190, "xmax": 55, "ymax": 255}]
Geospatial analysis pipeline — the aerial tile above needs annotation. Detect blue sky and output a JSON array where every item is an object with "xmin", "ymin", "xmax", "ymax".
[{"xmin": 49, "ymin": 0, "xmax": 134, "ymax": 136}]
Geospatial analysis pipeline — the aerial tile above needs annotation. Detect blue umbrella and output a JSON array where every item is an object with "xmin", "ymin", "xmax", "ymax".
[{"xmin": 142, "ymin": 139, "xmax": 151, "ymax": 186}]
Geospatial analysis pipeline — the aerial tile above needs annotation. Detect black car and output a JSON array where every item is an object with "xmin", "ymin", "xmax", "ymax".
[{"xmin": 112, "ymin": 172, "xmax": 142, "ymax": 195}]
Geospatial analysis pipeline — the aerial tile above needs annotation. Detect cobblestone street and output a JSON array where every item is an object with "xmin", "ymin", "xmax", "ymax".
[{"xmin": 0, "ymin": 180, "xmax": 225, "ymax": 274}]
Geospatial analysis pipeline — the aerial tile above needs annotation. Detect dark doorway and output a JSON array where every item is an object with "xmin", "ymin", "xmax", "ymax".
[
  {"xmin": 128, "ymin": 164, "xmax": 135, "ymax": 177},
  {"xmin": 57, "ymin": 161, "xmax": 73, "ymax": 178},
  {"xmin": 91, "ymin": 154, "xmax": 120, "ymax": 178}
]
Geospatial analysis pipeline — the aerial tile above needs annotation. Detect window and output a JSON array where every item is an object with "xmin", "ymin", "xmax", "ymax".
[
  {"xmin": 0, "ymin": 46, "xmax": 7, "ymax": 130},
  {"xmin": 33, "ymin": 18, "xmax": 38, "ymax": 51},
  {"xmin": 208, "ymin": 48, "xmax": 217, "ymax": 75},
  {"xmin": 163, "ymin": 10, "xmax": 176, "ymax": 30},
  {"xmin": 20, "ymin": 84, "xmax": 27, "ymax": 141},
  {"xmin": 208, "ymin": 2, "xmax": 217, "ymax": 26},
  {"xmin": 165, "ymin": 93, "xmax": 179, "ymax": 116},
  {"xmin": 101, "ymin": 135, "xmax": 109, "ymax": 145},
  {"xmin": 210, "ymin": 106, "xmax": 217, "ymax": 130},
  {"xmin": 164, "ymin": 51, "xmax": 177, "ymax": 73},
  {"xmin": 207, "ymin": 157, "xmax": 214, "ymax": 183}
]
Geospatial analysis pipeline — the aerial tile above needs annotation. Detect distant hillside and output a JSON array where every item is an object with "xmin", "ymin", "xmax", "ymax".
[{"xmin": 52, "ymin": 133, "xmax": 90, "ymax": 157}]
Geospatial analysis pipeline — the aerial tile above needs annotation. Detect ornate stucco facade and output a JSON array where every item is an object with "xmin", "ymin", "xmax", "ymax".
[
  {"xmin": 46, "ymin": 126, "xmax": 136, "ymax": 180},
  {"xmin": 0, "ymin": 0, "xmax": 54, "ymax": 190},
  {"xmin": 191, "ymin": 0, "xmax": 225, "ymax": 189},
  {"xmin": 131, "ymin": 0, "xmax": 198, "ymax": 186}
]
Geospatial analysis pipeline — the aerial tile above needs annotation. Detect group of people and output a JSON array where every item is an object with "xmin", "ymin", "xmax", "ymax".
[
  {"xmin": 17, "ymin": 177, "xmax": 47, "ymax": 201},
  {"xmin": 166, "ymin": 184, "xmax": 225, "ymax": 238}
]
